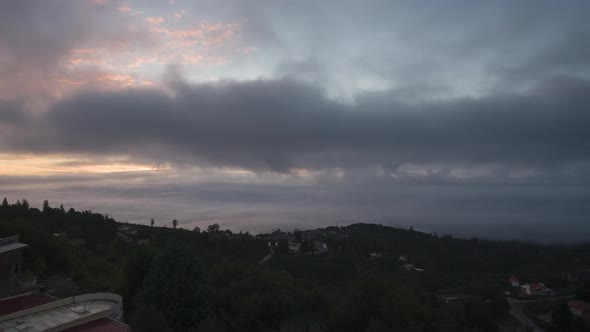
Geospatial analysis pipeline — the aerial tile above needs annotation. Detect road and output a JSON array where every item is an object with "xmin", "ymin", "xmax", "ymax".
[
  {"xmin": 259, "ymin": 249, "xmax": 274, "ymax": 264},
  {"xmin": 506, "ymin": 298, "xmax": 545, "ymax": 332}
]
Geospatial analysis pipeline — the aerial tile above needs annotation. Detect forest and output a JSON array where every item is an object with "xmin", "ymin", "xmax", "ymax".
[{"xmin": 1, "ymin": 198, "xmax": 589, "ymax": 331}]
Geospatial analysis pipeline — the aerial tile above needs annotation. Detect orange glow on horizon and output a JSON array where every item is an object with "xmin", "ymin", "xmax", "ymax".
[{"xmin": 0, "ymin": 154, "xmax": 166, "ymax": 176}]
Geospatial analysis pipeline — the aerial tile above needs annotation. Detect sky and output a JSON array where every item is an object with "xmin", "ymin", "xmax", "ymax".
[{"xmin": 1, "ymin": 0, "xmax": 590, "ymax": 242}]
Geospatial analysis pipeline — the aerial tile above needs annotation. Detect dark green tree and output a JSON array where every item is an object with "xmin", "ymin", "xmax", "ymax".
[
  {"xmin": 300, "ymin": 239, "xmax": 312, "ymax": 252},
  {"xmin": 553, "ymin": 299, "xmax": 573, "ymax": 331},
  {"xmin": 140, "ymin": 243, "xmax": 211, "ymax": 330},
  {"xmin": 132, "ymin": 307, "xmax": 172, "ymax": 332},
  {"xmin": 122, "ymin": 248, "xmax": 156, "ymax": 300},
  {"xmin": 490, "ymin": 296, "xmax": 509, "ymax": 317},
  {"xmin": 1, "ymin": 197, "xmax": 8, "ymax": 208},
  {"xmin": 207, "ymin": 223, "xmax": 220, "ymax": 233},
  {"xmin": 278, "ymin": 238, "xmax": 289, "ymax": 253},
  {"xmin": 21, "ymin": 199, "xmax": 30, "ymax": 211},
  {"xmin": 150, "ymin": 218, "xmax": 155, "ymax": 227},
  {"xmin": 172, "ymin": 219, "xmax": 178, "ymax": 229},
  {"xmin": 294, "ymin": 229, "xmax": 303, "ymax": 242},
  {"xmin": 42, "ymin": 200, "xmax": 50, "ymax": 215}
]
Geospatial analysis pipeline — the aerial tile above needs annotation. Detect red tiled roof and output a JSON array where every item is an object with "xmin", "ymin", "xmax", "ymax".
[
  {"xmin": 0, "ymin": 293, "xmax": 56, "ymax": 316},
  {"xmin": 530, "ymin": 282, "xmax": 544, "ymax": 290},
  {"xmin": 507, "ymin": 277, "xmax": 519, "ymax": 282},
  {"xmin": 569, "ymin": 301, "xmax": 590, "ymax": 314},
  {"xmin": 62, "ymin": 318, "xmax": 130, "ymax": 332}
]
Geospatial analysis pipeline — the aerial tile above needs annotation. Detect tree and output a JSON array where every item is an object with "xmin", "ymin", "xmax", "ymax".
[
  {"xmin": 59, "ymin": 204, "xmax": 65, "ymax": 214},
  {"xmin": 172, "ymin": 219, "xmax": 178, "ymax": 229},
  {"xmin": 553, "ymin": 299, "xmax": 573, "ymax": 331},
  {"xmin": 490, "ymin": 296, "xmax": 509, "ymax": 317},
  {"xmin": 300, "ymin": 239, "xmax": 312, "ymax": 252},
  {"xmin": 207, "ymin": 223, "xmax": 220, "ymax": 233},
  {"xmin": 150, "ymin": 218, "xmax": 155, "ymax": 227},
  {"xmin": 1, "ymin": 197, "xmax": 8, "ymax": 208},
  {"xmin": 193, "ymin": 226, "xmax": 201, "ymax": 233},
  {"xmin": 122, "ymin": 248, "xmax": 156, "ymax": 300},
  {"xmin": 294, "ymin": 229, "xmax": 303, "ymax": 243},
  {"xmin": 21, "ymin": 199, "xmax": 30, "ymax": 211},
  {"xmin": 278, "ymin": 238, "xmax": 289, "ymax": 253},
  {"xmin": 42, "ymin": 200, "xmax": 50, "ymax": 215},
  {"xmin": 132, "ymin": 307, "xmax": 172, "ymax": 332},
  {"xmin": 140, "ymin": 243, "xmax": 211, "ymax": 330}
]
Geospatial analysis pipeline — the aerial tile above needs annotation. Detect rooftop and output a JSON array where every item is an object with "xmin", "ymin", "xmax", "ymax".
[
  {"xmin": 569, "ymin": 301, "xmax": 590, "ymax": 314},
  {"xmin": 0, "ymin": 294, "xmax": 56, "ymax": 316},
  {"xmin": 62, "ymin": 318, "xmax": 129, "ymax": 332},
  {"xmin": 0, "ymin": 293, "xmax": 123, "ymax": 332},
  {"xmin": 0, "ymin": 235, "xmax": 28, "ymax": 255}
]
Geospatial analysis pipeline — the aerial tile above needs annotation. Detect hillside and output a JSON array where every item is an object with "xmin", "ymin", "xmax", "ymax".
[{"xmin": 1, "ymin": 198, "xmax": 589, "ymax": 331}]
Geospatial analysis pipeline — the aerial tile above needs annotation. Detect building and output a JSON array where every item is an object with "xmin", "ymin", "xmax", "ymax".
[
  {"xmin": 568, "ymin": 300, "xmax": 590, "ymax": 318},
  {"xmin": 369, "ymin": 252, "xmax": 383, "ymax": 259},
  {"xmin": 288, "ymin": 241, "xmax": 300, "ymax": 253},
  {"xmin": 401, "ymin": 264, "xmax": 414, "ymax": 271},
  {"xmin": 0, "ymin": 292, "xmax": 129, "ymax": 331},
  {"xmin": 0, "ymin": 235, "xmax": 128, "ymax": 331},
  {"xmin": 0, "ymin": 236, "xmax": 28, "ymax": 281},
  {"xmin": 312, "ymin": 241, "xmax": 327, "ymax": 253},
  {"xmin": 0, "ymin": 235, "xmax": 36, "ymax": 298},
  {"xmin": 520, "ymin": 282, "xmax": 551, "ymax": 296},
  {"xmin": 507, "ymin": 277, "xmax": 520, "ymax": 287}
]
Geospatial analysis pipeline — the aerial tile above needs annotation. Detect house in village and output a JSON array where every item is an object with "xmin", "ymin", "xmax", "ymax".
[
  {"xmin": 288, "ymin": 241, "xmax": 300, "ymax": 253},
  {"xmin": 520, "ymin": 282, "xmax": 552, "ymax": 296},
  {"xmin": 507, "ymin": 276, "xmax": 520, "ymax": 288},
  {"xmin": 369, "ymin": 252, "xmax": 383, "ymax": 259},
  {"xmin": 568, "ymin": 300, "xmax": 590, "ymax": 321},
  {"xmin": 401, "ymin": 263, "xmax": 414, "ymax": 271},
  {"xmin": 0, "ymin": 235, "xmax": 28, "ymax": 281},
  {"xmin": 312, "ymin": 241, "xmax": 328, "ymax": 253}
]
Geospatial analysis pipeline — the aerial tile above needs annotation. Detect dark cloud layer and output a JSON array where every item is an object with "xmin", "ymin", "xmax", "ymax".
[
  {"xmin": 1, "ymin": 0, "xmax": 590, "ymax": 242},
  {"xmin": 2, "ymin": 76, "xmax": 589, "ymax": 172}
]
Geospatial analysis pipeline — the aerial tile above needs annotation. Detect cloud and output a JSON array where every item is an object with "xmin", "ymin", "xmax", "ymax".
[
  {"xmin": 1, "ymin": 0, "xmax": 590, "ymax": 241},
  {"xmin": 1, "ymin": 75, "xmax": 588, "ymax": 174},
  {"xmin": 144, "ymin": 16, "xmax": 165, "ymax": 25},
  {"xmin": 0, "ymin": 1, "xmax": 155, "ymax": 100},
  {"xmin": 172, "ymin": 9, "xmax": 190, "ymax": 20}
]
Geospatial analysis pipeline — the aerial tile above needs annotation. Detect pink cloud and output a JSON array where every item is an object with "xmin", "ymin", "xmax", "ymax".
[
  {"xmin": 144, "ymin": 16, "xmax": 165, "ymax": 25},
  {"xmin": 126, "ymin": 56, "xmax": 157, "ymax": 68},
  {"xmin": 115, "ymin": 4, "xmax": 132, "ymax": 12},
  {"xmin": 97, "ymin": 73, "xmax": 153, "ymax": 88},
  {"xmin": 56, "ymin": 79, "xmax": 87, "ymax": 86},
  {"xmin": 151, "ymin": 26, "xmax": 203, "ymax": 38},
  {"xmin": 114, "ymin": 4, "xmax": 143, "ymax": 15},
  {"xmin": 151, "ymin": 22, "xmax": 239, "ymax": 46},
  {"xmin": 173, "ymin": 9, "xmax": 191, "ymax": 19},
  {"xmin": 181, "ymin": 54, "xmax": 204, "ymax": 64}
]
